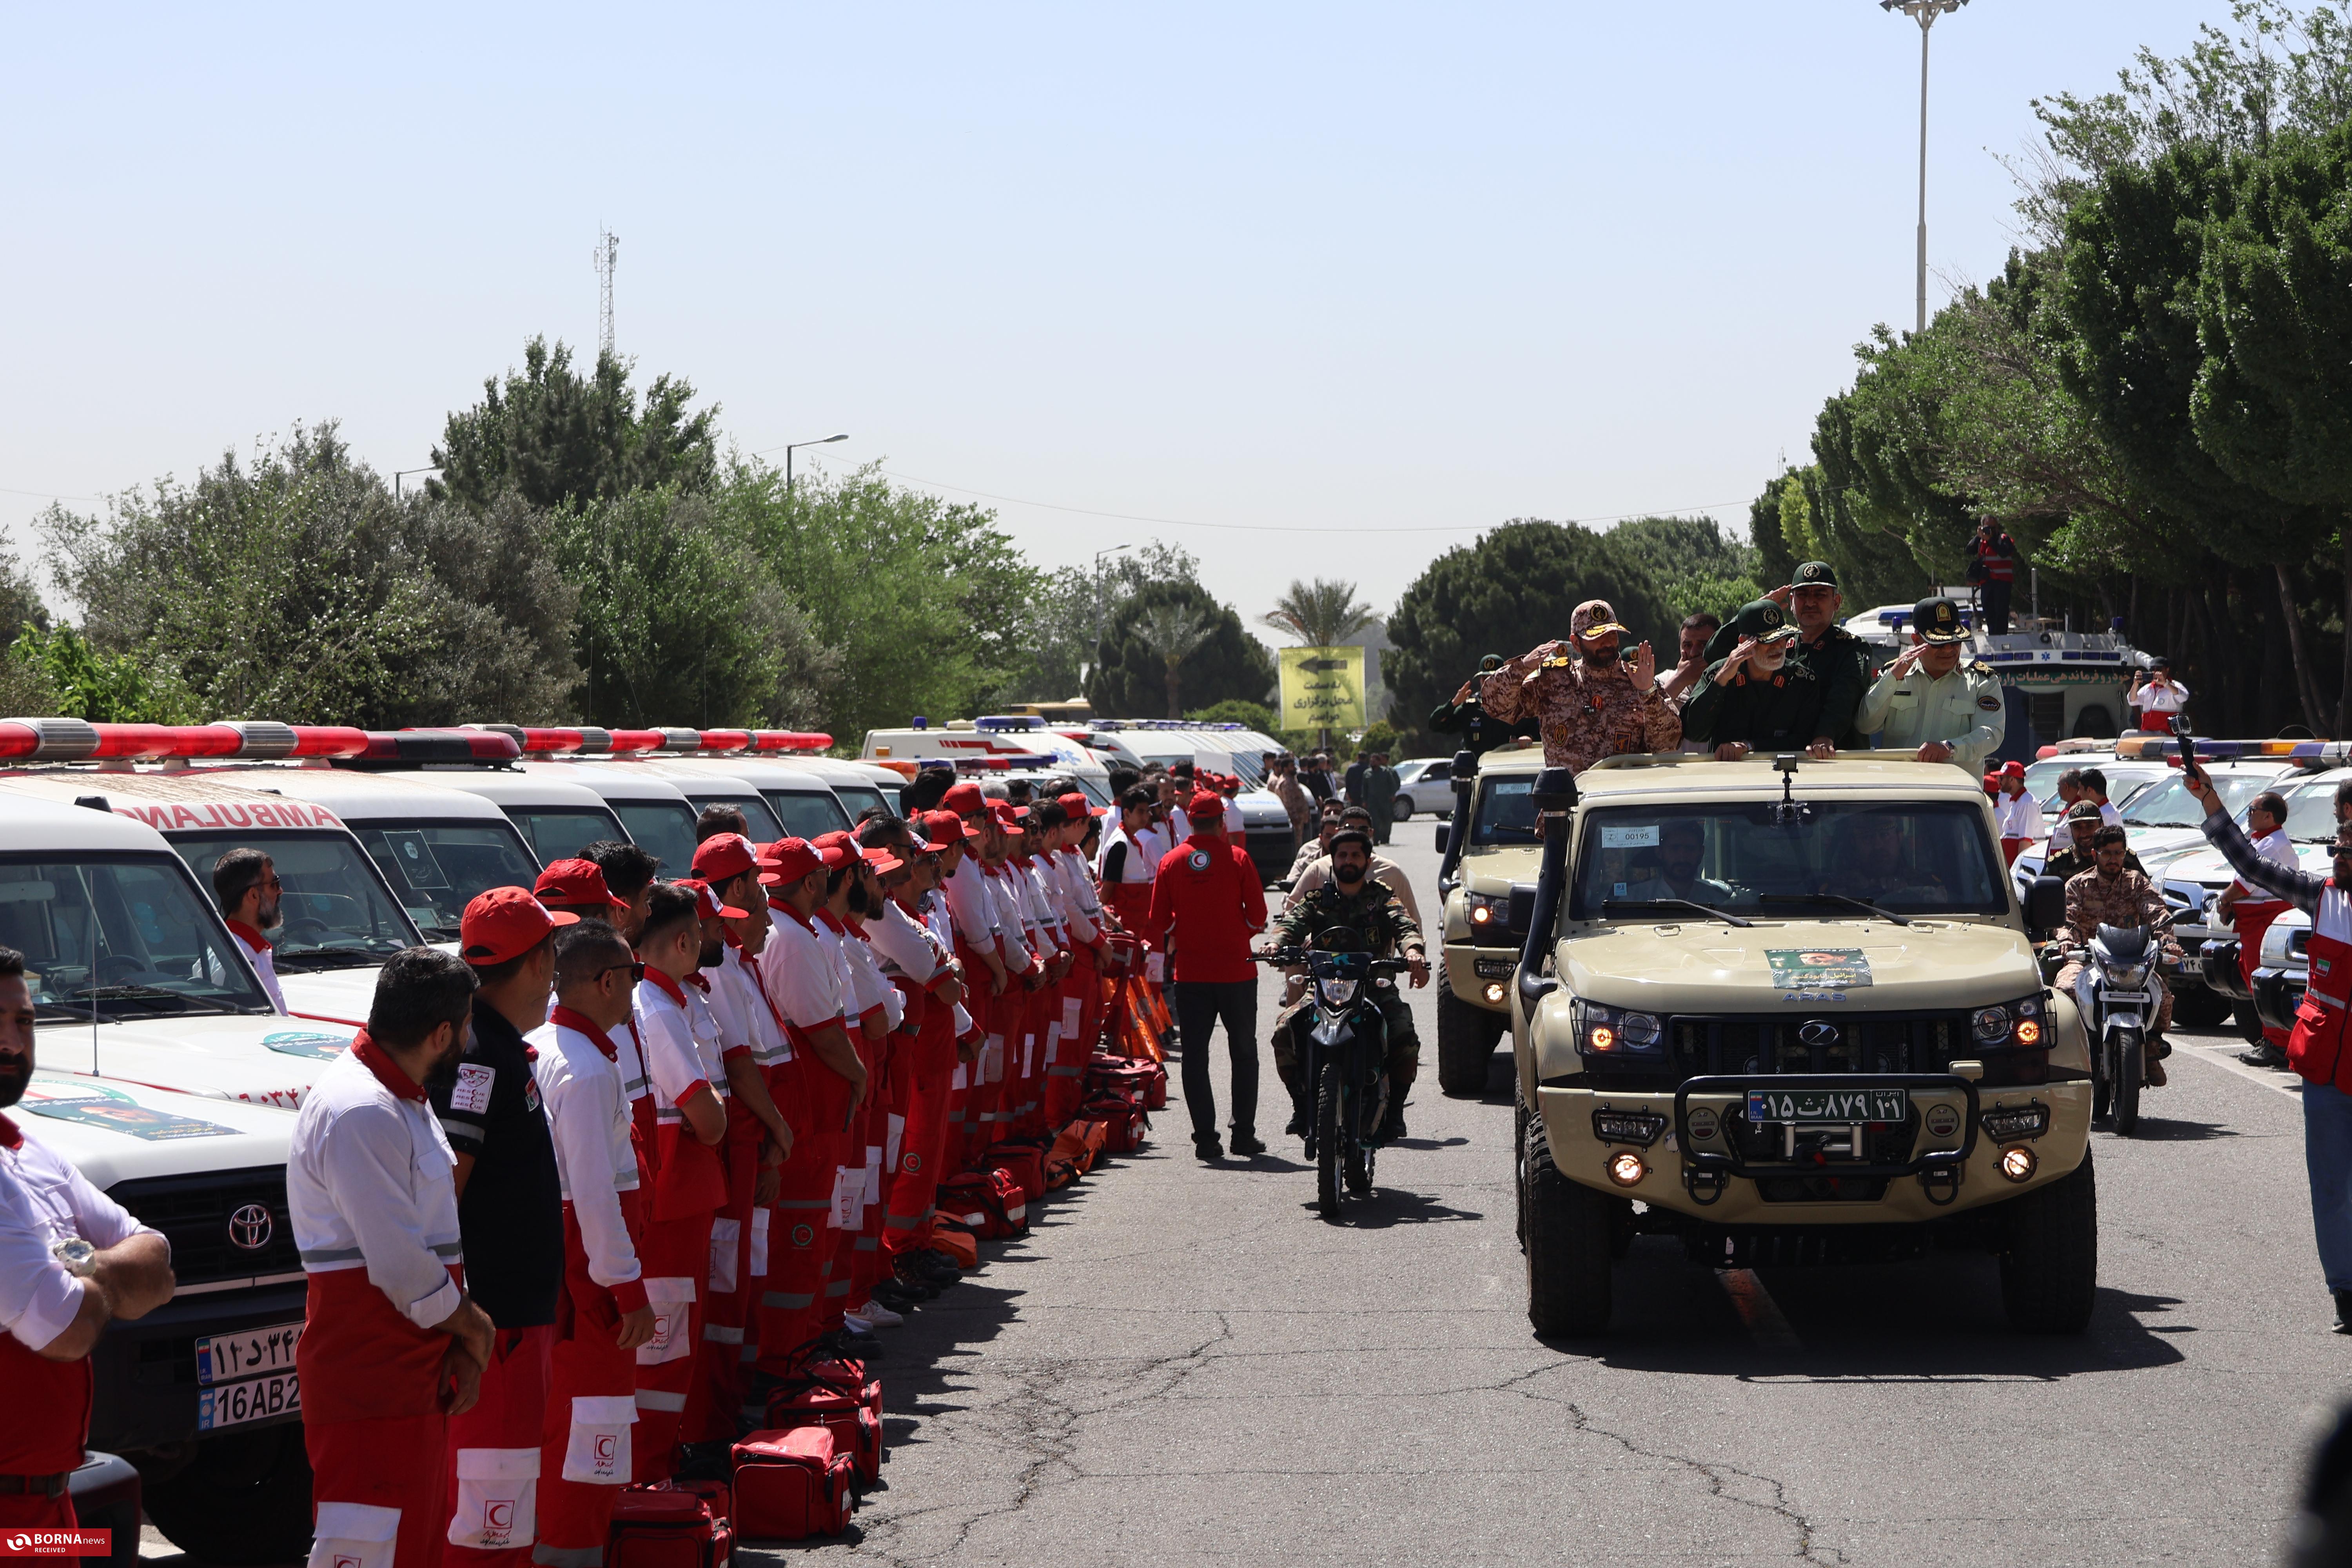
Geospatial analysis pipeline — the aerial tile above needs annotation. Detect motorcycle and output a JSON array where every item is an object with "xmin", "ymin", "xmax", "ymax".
[
  {"xmin": 2063, "ymin": 922, "xmax": 2163, "ymax": 1137},
  {"xmin": 1261, "ymin": 940, "xmax": 1410, "ymax": 1221}
]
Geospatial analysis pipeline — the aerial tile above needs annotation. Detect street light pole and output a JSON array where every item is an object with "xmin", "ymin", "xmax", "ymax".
[
  {"xmin": 784, "ymin": 433, "xmax": 849, "ymax": 492},
  {"xmin": 394, "ymin": 465, "xmax": 440, "ymax": 503},
  {"xmin": 1882, "ymin": 0, "xmax": 1969, "ymax": 336}
]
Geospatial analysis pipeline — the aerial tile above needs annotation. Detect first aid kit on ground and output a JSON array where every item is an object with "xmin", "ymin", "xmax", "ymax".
[
  {"xmin": 608, "ymin": 1480, "xmax": 732, "ymax": 1568},
  {"xmin": 732, "ymin": 1428, "xmax": 854, "ymax": 1541}
]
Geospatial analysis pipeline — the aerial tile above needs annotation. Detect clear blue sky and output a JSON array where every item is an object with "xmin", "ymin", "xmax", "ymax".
[{"xmin": 0, "ymin": 2, "xmax": 2232, "ymax": 637}]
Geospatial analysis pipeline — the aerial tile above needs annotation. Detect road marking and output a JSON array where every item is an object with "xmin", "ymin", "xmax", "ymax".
[
  {"xmin": 1716, "ymin": 1267, "xmax": 1800, "ymax": 1349},
  {"xmin": 2175, "ymin": 1039, "xmax": 2303, "ymax": 1101}
]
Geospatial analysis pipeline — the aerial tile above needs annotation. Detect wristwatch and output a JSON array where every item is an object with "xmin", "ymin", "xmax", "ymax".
[{"xmin": 52, "ymin": 1237, "xmax": 97, "ymax": 1278}]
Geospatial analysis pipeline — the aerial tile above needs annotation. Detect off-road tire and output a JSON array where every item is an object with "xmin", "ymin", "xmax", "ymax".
[
  {"xmin": 1437, "ymin": 985, "xmax": 1504, "ymax": 1097},
  {"xmin": 2233, "ymin": 998, "xmax": 2266, "ymax": 1047},
  {"xmin": 2000, "ymin": 1149, "xmax": 2098, "ymax": 1333},
  {"xmin": 141, "ymin": 1425, "xmax": 316, "ymax": 1566},
  {"xmin": 1524, "ymin": 1112, "xmax": 1613, "ymax": 1336},
  {"xmin": 1513, "ymin": 1074, "xmax": 1531, "ymax": 1251},
  {"xmin": 1316, "ymin": 1061, "xmax": 1342, "ymax": 1221},
  {"xmin": 2112, "ymin": 1030, "xmax": 2142, "ymax": 1137},
  {"xmin": 2171, "ymin": 982, "xmax": 2228, "ymax": 1029}
]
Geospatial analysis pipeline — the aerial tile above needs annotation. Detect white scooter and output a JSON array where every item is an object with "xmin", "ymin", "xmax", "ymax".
[{"xmin": 2068, "ymin": 922, "xmax": 2162, "ymax": 1137}]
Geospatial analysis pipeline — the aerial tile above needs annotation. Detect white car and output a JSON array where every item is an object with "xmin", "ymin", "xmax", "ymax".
[{"xmin": 1390, "ymin": 757, "xmax": 1459, "ymax": 820}]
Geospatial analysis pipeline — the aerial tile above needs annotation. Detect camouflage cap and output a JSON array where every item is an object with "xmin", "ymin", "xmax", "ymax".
[
  {"xmin": 1912, "ymin": 595, "xmax": 1971, "ymax": 645},
  {"xmin": 1570, "ymin": 599, "xmax": 1630, "ymax": 643},
  {"xmin": 1791, "ymin": 561, "xmax": 1839, "ymax": 590}
]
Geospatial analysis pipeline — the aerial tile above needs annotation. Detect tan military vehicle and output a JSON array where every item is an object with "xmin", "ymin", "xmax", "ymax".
[
  {"xmin": 1434, "ymin": 744, "xmax": 1545, "ymax": 1096},
  {"xmin": 1510, "ymin": 752, "xmax": 2095, "ymax": 1335}
]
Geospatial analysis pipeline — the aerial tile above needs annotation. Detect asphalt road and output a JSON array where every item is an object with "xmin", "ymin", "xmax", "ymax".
[{"xmin": 742, "ymin": 822, "xmax": 2337, "ymax": 1566}]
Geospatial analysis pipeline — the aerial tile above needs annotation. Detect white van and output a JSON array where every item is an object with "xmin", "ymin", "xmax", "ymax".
[
  {"xmin": 769, "ymin": 755, "xmax": 906, "ymax": 826},
  {"xmin": 510, "ymin": 761, "xmax": 703, "ymax": 874},
  {"xmin": 0, "ymin": 769, "xmax": 421, "ymax": 1028},
  {"xmin": 617, "ymin": 754, "xmax": 856, "ymax": 841},
  {"xmin": 408, "ymin": 769, "xmax": 633, "ymax": 866},
  {"xmin": 1081, "ymin": 721, "xmax": 1299, "ymax": 881},
  {"xmin": 863, "ymin": 718, "xmax": 1109, "ymax": 797}
]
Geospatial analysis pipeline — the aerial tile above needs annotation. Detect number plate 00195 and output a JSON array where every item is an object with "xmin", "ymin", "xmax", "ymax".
[{"xmin": 1745, "ymin": 1087, "xmax": 1909, "ymax": 1125}]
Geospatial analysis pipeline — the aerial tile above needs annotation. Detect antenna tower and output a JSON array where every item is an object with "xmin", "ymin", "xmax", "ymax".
[{"xmin": 593, "ymin": 227, "xmax": 619, "ymax": 356}]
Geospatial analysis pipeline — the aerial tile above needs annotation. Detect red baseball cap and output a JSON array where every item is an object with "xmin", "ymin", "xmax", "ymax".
[
  {"xmin": 1187, "ymin": 790, "xmax": 1225, "ymax": 818},
  {"xmin": 534, "ymin": 858, "xmax": 627, "ymax": 911},
  {"xmin": 461, "ymin": 886, "xmax": 577, "ymax": 966},
  {"xmin": 691, "ymin": 833, "xmax": 759, "ymax": 885},
  {"xmin": 811, "ymin": 831, "xmax": 858, "ymax": 869},
  {"xmin": 1058, "ymin": 792, "xmax": 1107, "ymax": 819},
  {"xmin": 942, "ymin": 781, "xmax": 986, "ymax": 816},
  {"xmin": 760, "ymin": 837, "xmax": 825, "ymax": 885},
  {"xmin": 677, "ymin": 877, "xmax": 750, "ymax": 921},
  {"xmin": 923, "ymin": 809, "xmax": 979, "ymax": 845},
  {"xmin": 863, "ymin": 846, "xmax": 905, "ymax": 875}
]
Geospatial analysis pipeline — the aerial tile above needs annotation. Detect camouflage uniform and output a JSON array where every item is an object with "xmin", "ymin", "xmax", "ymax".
[
  {"xmin": 1479, "ymin": 652, "xmax": 1681, "ymax": 773},
  {"xmin": 2054, "ymin": 865, "xmax": 2177, "ymax": 1039},
  {"xmin": 1269, "ymin": 878, "xmax": 1425, "ymax": 1095}
]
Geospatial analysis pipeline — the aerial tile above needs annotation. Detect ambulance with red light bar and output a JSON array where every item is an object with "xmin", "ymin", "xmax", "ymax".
[
  {"xmin": 487, "ymin": 726, "xmax": 858, "ymax": 840},
  {"xmin": 864, "ymin": 716, "xmax": 1113, "ymax": 799},
  {"xmin": 0, "ymin": 786, "xmax": 348, "ymax": 1109},
  {"xmin": 0, "ymin": 719, "xmax": 427, "ymax": 1028}
]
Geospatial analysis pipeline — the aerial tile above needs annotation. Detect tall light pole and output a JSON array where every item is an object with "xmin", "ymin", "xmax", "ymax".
[
  {"xmin": 784, "ymin": 433, "xmax": 848, "ymax": 491},
  {"xmin": 1882, "ymin": 0, "xmax": 1969, "ymax": 335}
]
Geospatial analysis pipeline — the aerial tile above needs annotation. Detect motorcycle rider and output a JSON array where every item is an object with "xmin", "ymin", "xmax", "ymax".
[
  {"xmin": 2043, "ymin": 799, "xmax": 2146, "ymax": 885},
  {"xmin": 1262, "ymin": 829, "xmax": 1430, "ymax": 1142},
  {"xmin": 2049, "ymin": 824, "xmax": 2177, "ymax": 1087}
]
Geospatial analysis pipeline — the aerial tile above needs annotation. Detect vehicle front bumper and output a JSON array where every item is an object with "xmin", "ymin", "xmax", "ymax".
[
  {"xmin": 2255, "ymin": 967, "xmax": 2308, "ymax": 1036},
  {"xmin": 91, "ymin": 1281, "xmax": 307, "ymax": 1454},
  {"xmin": 1537, "ymin": 1078, "xmax": 2091, "ymax": 1225},
  {"xmin": 1444, "ymin": 942, "xmax": 1518, "ymax": 1014}
]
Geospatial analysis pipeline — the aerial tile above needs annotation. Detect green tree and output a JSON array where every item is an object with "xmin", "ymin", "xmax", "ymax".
[
  {"xmin": 8, "ymin": 624, "xmax": 189, "ymax": 723},
  {"xmin": 0, "ymin": 540, "xmax": 48, "ymax": 642},
  {"xmin": 431, "ymin": 337, "xmax": 719, "ymax": 512},
  {"xmin": 2192, "ymin": 120, "xmax": 2352, "ymax": 733},
  {"xmin": 1087, "ymin": 581, "xmax": 1275, "ymax": 720},
  {"xmin": 1383, "ymin": 519, "xmax": 1677, "ymax": 750},
  {"xmin": 1258, "ymin": 577, "xmax": 1375, "ymax": 648},
  {"xmin": 1746, "ymin": 468, "xmax": 1804, "ymax": 590},
  {"xmin": 42, "ymin": 425, "xmax": 581, "ymax": 727},
  {"xmin": 1603, "ymin": 516, "xmax": 1763, "ymax": 623},
  {"xmin": 554, "ymin": 486, "xmax": 837, "ymax": 729}
]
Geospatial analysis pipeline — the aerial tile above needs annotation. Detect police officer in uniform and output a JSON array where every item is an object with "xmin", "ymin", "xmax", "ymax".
[
  {"xmin": 2043, "ymin": 799, "xmax": 2146, "ymax": 884},
  {"xmin": 1679, "ymin": 599, "xmax": 1824, "ymax": 760},
  {"xmin": 1856, "ymin": 595, "xmax": 2006, "ymax": 770},
  {"xmin": 1264, "ymin": 829, "xmax": 1428, "ymax": 1142}
]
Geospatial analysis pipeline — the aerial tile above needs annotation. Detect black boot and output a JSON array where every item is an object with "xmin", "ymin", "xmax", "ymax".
[
  {"xmin": 1194, "ymin": 1132, "xmax": 1223, "ymax": 1161},
  {"xmin": 2241, "ymin": 1042, "xmax": 2288, "ymax": 1069},
  {"xmin": 2335, "ymin": 1290, "xmax": 2352, "ymax": 1333},
  {"xmin": 1229, "ymin": 1130, "xmax": 1267, "ymax": 1157},
  {"xmin": 1277, "ymin": 1062, "xmax": 1305, "ymax": 1138}
]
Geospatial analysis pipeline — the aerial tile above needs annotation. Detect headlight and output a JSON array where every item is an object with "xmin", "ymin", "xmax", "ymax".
[
  {"xmin": 1574, "ymin": 1000, "xmax": 1664, "ymax": 1056},
  {"xmin": 1465, "ymin": 892, "xmax": 1506, "ymax": 931},
  {"xmin": 1980, "ymin": 995, "xmax": 2045, "ymax": 1050},
  {"xmin": 1318, "ymin": 978, "xmax": 1359, "ymax": 1005},
  {"xmin": 2105, "ymin": 963, "xmax": 2150, "ymax": 988},
  {"xmin": 1972, "ymin": 1004, "xmax": 2010, "ymax": 1043}
]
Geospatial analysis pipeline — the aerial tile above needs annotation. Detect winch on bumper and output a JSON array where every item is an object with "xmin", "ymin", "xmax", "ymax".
[{"xmin": 1537, "ymin": 1073, "xmax": 2091, "ymax": 1223}]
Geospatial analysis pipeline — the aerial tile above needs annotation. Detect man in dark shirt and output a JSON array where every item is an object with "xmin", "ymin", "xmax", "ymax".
[
  {"xmin": 2043, "ymin": 801, "xmax": 2145, "ymax": 885},
  {"xmin": 434, "ymin": 886, "xmax": 570, "ymax": 1566}
]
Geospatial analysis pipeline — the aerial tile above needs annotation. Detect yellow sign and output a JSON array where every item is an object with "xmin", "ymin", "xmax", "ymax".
[{"xmin": 1278, "ymin": 646, "xmax": 1366, "ymax": 730}]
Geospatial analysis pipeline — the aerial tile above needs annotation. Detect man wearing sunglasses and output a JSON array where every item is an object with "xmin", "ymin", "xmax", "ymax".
[
  {"xmin": 213, "ymin": 848, "xmax": 289, "ymax": 1014},
  {"xmin": 2190, "ymin": 768, "xmax": 2352, "ymax": 1331}
]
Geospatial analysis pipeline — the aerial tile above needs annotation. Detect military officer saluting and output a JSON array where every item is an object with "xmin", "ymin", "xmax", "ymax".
[
  {"xmin": 1857, "ymin": 595, "xmax": 2006, "ymax": 770},
  {"xmin": 1432, "ymin": 654, "xmax": 1540, "ymax": 757},
  {"xmin": 1680, "ymin": 599, "xmax": 1825, "ymax": 760},
  {"xmin": 1774, "ymin": 561, "xmax": 1874, "ymax": 751}
]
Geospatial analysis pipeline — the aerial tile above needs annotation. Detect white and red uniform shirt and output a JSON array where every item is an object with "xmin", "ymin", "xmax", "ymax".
[
  {"xmin": 227, "ymin": 919, "xmax": 289, "ymax": 1015},
  {"xmin": 762, "ymin": 907, "xmax": 848, "ymax": 1037},
  {"xmin": 289, "ymin": 1044, "xmax": 465, "ymax": 1329},
  {"xmin": 1994, "ymin": 788, "xmax": 2041, "ymax": 841},
  {"xmin": 712, "ymin": 943, "xmax": 791, "ymax": 1069},
  {"xmin": 528, "ymin": 1014, "xmax": 648, "ymax": 1312}
]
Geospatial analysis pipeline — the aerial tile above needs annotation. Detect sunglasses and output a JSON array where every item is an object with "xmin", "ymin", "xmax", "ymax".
[{"xmin": 598, "ymin": 961, "xmax": 646, "ymax": 984}]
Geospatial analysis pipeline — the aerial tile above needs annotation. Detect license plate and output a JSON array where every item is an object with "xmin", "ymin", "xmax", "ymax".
[
  {"xmin": 196, "ymin": 1368, "xmax": 301, "ymax": 1431},
  {"xmin": 196, "ymin": 1319, "xmax": 303, "ymax": 1385},
  {"xmin": 1745, "ymin": 1087, "xmax": 1909, "ymax": 1125},
  {"xmin": 2104, "ymin": 990, "xmax": 2149, "ymax": 1003}
]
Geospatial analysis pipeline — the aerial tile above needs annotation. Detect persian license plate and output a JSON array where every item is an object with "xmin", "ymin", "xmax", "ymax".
[
  {"xmin": 196, "ymin": 1368, "xmax": 301, "ymax": 1431},
  {"xmin": 1745, "ymin": 1087, "xmax": 1909, "ymax": 1125},
  {"xmin": 195, "ymin": 1319, "xmax": 303, "ymax": 1386}
]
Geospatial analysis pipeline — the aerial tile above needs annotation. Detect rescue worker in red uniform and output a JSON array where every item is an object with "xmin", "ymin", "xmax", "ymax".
[
  {"xmin": 0, "ymin": 945, "xmax": 174, "ymax": 1534},
  {"xmin": 526, "ymin": 924, "xmax": 657, "ymax": 1566},
  {"xmin": 292, "ymin": 947, "xmax": 497, "ymax": 1568},
  {"xmin": 2191, "ymin": 768, "xmax": 2352, "ymax": 1329},
  {"xmin": 2216, "ymin": 791, "xmax": 2299, "ymax": 1070},
  {"xmin": 435, "ymin": 891, "xmax": 572, "ymax": 1568},
  {"xmin": 1142, "ymin": 791, "xmax": 1270, "ymax": 1162}
]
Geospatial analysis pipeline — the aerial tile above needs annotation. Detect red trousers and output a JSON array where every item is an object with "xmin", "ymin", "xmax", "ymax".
[
  {"xmin": 631, "ymin": 1209, "xmax": 713, "ymax": 1482},
  {"xmin": 301, "ymin": 1267, "xmax": 457, "ymax": 1568},
  {"xmin": 682, "ymin": 1107, "xmax": 763, "ymax": 1445},
  {"xmin": 438, "ymin": 1326, "xmax": 551, "ymax": 1568},
  {"xmin": 830, "ymin": 1034, "xmax": 889, "ymax": 1315},
  {"xmin": 2239, "ymin": 899, "xmax": 2291, "ymax": 1049},
  {"xmin": 0, "ymin": 1495, "xmax": 75, "ymax": 1532},
  {"xmin": 885, "ymin": 1004, "xmax": 960, "ymax": 1258},
  {"xmin": 536, "ymin": 1206, "xmax": 643, "ymax": 1564},
  {"xmin": 755, "ymin": 1056, "xmax": 853, "ymax": 1377},
  {"xmin": 1043, "ymin": 951, "xmax": 1099, "ymax": 1130}
]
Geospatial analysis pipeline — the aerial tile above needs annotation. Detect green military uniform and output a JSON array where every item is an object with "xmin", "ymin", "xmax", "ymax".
[
  {"xmin": 1856, "ymin": 595, "xmax": 2007, "ymax": 771},
  {"xmin": 1681, "ymin": 598, "xmax": 1826, "ymax": 755},
  {"xmin": 1700, "ymin": 563, "xmax": 1876, "ymax": 750},
  {"xmin": 1270, "ymin": 873, "xmax": 1425, "ymax": 1133},
  {"xmin": 1433, "ymin": 654, "xmax": 1542, "ymax": 755}
]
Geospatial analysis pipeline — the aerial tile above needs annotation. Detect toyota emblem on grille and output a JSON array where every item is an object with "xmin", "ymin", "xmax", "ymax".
[
  {"xmin": 1798, "ymin": 1020, "xmax": 1840, "ymax": 1049},
  {"xmin": 227, "ymin": 1203, "xmax": 274, "ymax": 1252}
]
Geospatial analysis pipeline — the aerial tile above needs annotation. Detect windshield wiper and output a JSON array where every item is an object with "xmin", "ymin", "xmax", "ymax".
[
  {"xmin": 66, "ymin": 984, "xmax": 194, "ymax": 1011},
  {"xmin": 273, "ymin": 945, "xmax": 400, "ymax": 971},
  {"xmin": 1759, "ymin": 893, "xmax": 1912, "ymax": 927},
  {"xmin": 1602, "ymin": 898, "xmax": 1753, "ymax": 928}
]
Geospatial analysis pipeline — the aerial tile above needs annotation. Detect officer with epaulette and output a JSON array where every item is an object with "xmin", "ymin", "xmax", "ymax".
[
  {"xmin": 1434, "ymin": 654, "xmax": 1541, "ymax": 756},
  {"xmin": 1856, "ymin": 594, "xmax": 2007, "ymax": 770},
  {"xmin": 2043, "ymin": 799, "xmax": 2146, "ymax": 884},
  {"xmin": 1680, "ymin": 598, "xmax": 1826, "ymax": 760},
  {"xmin": 1262, "ymin": 828, "xmax": 1428, "ymax": 1142},
  {"xmin": 1776, "ymin": 561, "xmax": 1875, "ymax": 750}
]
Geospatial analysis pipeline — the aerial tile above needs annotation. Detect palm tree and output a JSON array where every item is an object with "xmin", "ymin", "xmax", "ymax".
[
  {"xmin": 1259, "ymin": 577, "xmax": 1375, "ymax": 648},
  {"xmin": 1133, "ymin": 604, "xmax": 1217, "ymax": 719}
]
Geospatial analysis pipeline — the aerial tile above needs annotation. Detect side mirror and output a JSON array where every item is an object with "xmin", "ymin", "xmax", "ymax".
[
  {"xmin": 1451, "ymin": 748, "xmax": 1478, "ymax": 780},
  {"xmin": 1433, "ymin": 823, "xmax": 1450, "ymax": 856},
  {"xmin": 2026, "ymin": 875, "xmax": 2066, "ymax": 936},
  {"xmin": 1507, "ymin": 882, "xmax": 1537, "ymax": 938}
]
